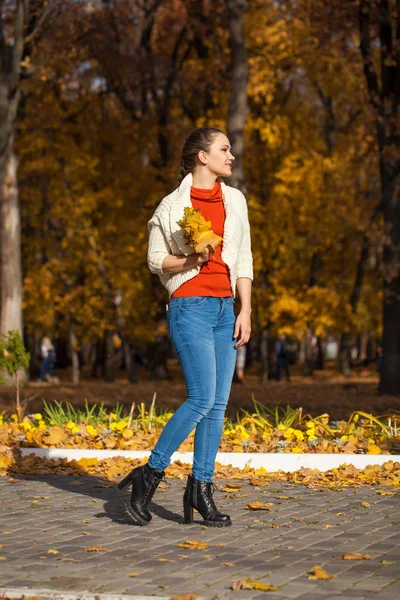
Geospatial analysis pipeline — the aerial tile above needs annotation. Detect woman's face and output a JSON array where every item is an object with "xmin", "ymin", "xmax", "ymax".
[{"xmin": 199, "ymin": 133, "xmax": 235, "ymax": 177}]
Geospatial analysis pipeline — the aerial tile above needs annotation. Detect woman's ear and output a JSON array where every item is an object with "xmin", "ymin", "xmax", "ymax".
[{"xmin": 198, "ymin": 150, "xmax": 208, "ymax": 166}]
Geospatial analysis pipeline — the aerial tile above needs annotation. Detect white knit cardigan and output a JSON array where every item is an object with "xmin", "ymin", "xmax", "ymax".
[{"xmin": 147, "ymin": 173, "xmax": 253, "ymax": 297}]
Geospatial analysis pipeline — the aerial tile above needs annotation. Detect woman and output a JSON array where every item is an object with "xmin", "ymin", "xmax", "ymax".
[
  {"xmin": 118, "ymin": 127, "xmax": 253, "ymax": 527},
  {"xmin": 39, "ymin": 336, "xmax": 56, "ymax": 382}
]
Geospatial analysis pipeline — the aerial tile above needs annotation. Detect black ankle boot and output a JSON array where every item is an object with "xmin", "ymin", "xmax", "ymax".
[
  {"xmin": 117, "ymin": 463, "xmax": 165, "ymax": 525},
  {"xmin": 183, "ymin": 474, "xmax": 231, "ymax": 527}
]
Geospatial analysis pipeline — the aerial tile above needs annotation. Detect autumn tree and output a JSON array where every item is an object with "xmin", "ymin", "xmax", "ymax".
[{"xmin": 358, "ymin": 0, "xmax": 400, "ymax": 394}]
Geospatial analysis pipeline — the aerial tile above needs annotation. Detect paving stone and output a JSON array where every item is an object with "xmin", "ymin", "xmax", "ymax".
[{"xmin": 0, "ymin": 476, "xmax": 399, "ymax": 599}]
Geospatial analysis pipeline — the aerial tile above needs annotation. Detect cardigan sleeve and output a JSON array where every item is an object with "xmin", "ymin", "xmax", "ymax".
[
  {"xmin": 236, "ymin": 193, "xmax": 253, "ymax": 281},
  {"xmin": 147, "ymin": 215, "xmax": 172, "ymax": 275}
]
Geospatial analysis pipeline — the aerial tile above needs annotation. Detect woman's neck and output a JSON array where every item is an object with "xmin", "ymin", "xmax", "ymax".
[{"xmin": 191, "ymin": 169, "xmax": 218, "ymax": 190}]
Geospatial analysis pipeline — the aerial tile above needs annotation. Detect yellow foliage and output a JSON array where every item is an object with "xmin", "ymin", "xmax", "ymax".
[{"xmin": 178, "ymin": 207, "xmax": 223, "ymax": 254}]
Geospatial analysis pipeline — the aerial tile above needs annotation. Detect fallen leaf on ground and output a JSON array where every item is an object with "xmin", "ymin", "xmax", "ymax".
[
  {"xmin": 126, "ymin": 572, "xmax": 139, "ymax": 577},
  {"xmin": 58, "ymin": 558, "xmax": 80, "ymax": 563},
  {"xmin": 338, "ymin": 553, "xmax": 370, "ymax": 560},
  {"xmin": 336, "ymin": 512, "xmax": 345, "ymax": 516},
  {"xmin": 221, "ymin": 487, "xmax": 241, "ymax": 493},
  {"xmin": 157, "ymin": 558, "xmax": 171, "ymax": 562},
  {"xmin": 376, "ymin": 490, "xmax": 396, "ymax": 496},
  {"xmin": 232, "ymin": 578, "xmax": 278, "ymax": 591},
  {"xmin": 381, "ymin": 560, "xmax": 395, "ymax": 565},
  {"xmin": 225, "ymin": 482, "xmax": 243, "ymax": 490},
  {"xmin": 81, "ymin": 532, "xmax": 91, "ymax": 535},
  {"xmin": 2, "ymin": 532, "xmax": 12, "ymax": 535},
  {"xmin": 0, "ymin": 545, "xmax": 3, "ymax": 548},
  {"xmin": 215, "ymin": 543, "xmax": 225, "ymax": 547},
  {"xmin": 361, "ymin": 502, "xmax": 371, "ymax": 508},
  {"xmin": 84, "ymin": 546, "xmax": 108, "ymax": 552},
  {"xmin": 307, "ymin": 566, "xmax": 335, "ymax": 580},
  {"xmin": 324, "ymin": 524, "xmax": 333, "ymax": 528},
  {"xmin": 221, "ymin": 562, "xmax": 235, "ymax": 567},
  {"xmin": 169, "ymin": 594, "xmax": 197, "ymax": 600},
  {"xmin": 245, "ymin": 502, "xmax": 273, "ymax": 511},
  {"xmin": 249, "ymin": 479, "xmax": 269, "ymax": 486},
  {"xmin": 47, "ymin": 549, "xmax": 59, "ymax": 554},
  {"xmin": 0, "ymin": 557, "xmax": 7, "ymax": 560},
  {"xmin": 177, "ymin": 540, "xmax": 208, "ymax": 550},
  {"xmin": 81, "ymin": 520, "xmax": 90, "ymax": 524}
]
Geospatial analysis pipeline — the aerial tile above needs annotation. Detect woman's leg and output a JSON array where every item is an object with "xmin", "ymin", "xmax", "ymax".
[
  {"xmin": 148, "ymin": 297, "xmax": 217, "ymax": 474},
  {"xmin": 193, "ymin": 297, "xmax": 237, "ymax": 482}
]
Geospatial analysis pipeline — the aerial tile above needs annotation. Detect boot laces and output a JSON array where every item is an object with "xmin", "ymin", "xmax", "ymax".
[{"xmin": 143, "ymin": 472, "xmax": 168, "ymax": 503}]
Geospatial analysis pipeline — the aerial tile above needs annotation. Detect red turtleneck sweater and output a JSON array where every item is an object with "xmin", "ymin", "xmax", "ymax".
[{"xmin": 171, "ymin": 181, "xmax": 232, "ymax": 298}]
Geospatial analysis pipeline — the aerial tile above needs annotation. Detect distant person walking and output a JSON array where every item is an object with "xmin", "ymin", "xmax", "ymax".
[
  {"xmin": 39, "ymin": 336, "xmax": 56, "ymax": 382},
  {"xmin": 275, "ymin": 334, "xmax": 290, "ymax": 382},
  {"xmin": 118, "ymin": 127, "xmax": 253, "ymax": 527}
]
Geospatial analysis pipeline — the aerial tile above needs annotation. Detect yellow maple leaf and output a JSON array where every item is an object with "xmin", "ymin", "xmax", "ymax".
[
  {"xmin": 231, "ymin": 578, "xmax": 278, "ymax": 591},
  {"xmin": 245, "ymin": 502, "xmax": 273, "ymax": 511},
  {"xmin": 178, "ymin": 208, "xmax": 223, "ymax": 253},
  {"xmin": 307, "ymin": 565, "xmax": 335, "ymax": 580},
  {"xmin": 338, "ymin": 553, "xmax": 370, "ymax": 560},
  {"xmin": 177, "ymin": 539, "xmax": 208, "ymax": 550}
]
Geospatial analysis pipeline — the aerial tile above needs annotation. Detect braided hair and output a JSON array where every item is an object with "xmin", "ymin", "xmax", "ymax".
[{"xmin": 179, "ymin": 127, "xmax": 226, "ymax": 183}]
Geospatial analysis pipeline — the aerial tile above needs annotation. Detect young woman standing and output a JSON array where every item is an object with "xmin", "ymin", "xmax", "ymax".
[{"xmin": 118, "ymin": 127, "xmax": 253, "ymax": 527}]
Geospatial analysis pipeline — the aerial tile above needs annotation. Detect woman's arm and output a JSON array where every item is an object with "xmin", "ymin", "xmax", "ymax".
[
  {"xmin": 234, "ymin": 277, "xmax": 252, "ymax": 348},
  {"xmin": 148, "ymin": 221, "xmax": 211, "ymax": 275},
  {"xmin": 162, "ymin": 249, "xmax": 209, "ymax": 273}
]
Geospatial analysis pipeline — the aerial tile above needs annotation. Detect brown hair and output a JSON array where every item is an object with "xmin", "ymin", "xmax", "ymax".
[{"xmin": 179, "ymin": 127, "xmax": 226, "ymax": 183}]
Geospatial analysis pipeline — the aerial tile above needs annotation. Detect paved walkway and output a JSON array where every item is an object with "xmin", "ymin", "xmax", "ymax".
[{"xmin": 0, "ymin": 474, "xmax": 399, "ymax": 600}]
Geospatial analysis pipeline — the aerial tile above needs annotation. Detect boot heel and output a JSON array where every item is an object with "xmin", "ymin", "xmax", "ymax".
[
  {"xmin": 117, "ymin": 471, "xmax": 134, "ymax": 490},
  {"xmin": 183, "ymin": 499, "xmax": 194, "ymax": 524}
]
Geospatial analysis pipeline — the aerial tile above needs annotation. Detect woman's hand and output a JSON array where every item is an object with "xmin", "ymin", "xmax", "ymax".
[
  {"xmin": 197, "ymin": 246, "xmax": 212, "ymax": 264},
  {"xmin": 233, "ymin": 309, "xmax": 251, "ymax": 348}
]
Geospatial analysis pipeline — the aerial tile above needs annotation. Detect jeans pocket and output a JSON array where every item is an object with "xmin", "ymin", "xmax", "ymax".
[{"xmin": 178, "ymin": 296, "xmax": 208, "ymax": 308}]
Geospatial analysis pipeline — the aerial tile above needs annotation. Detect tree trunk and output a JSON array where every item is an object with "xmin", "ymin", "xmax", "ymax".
[
  {"xmin": 316, "ymin": 336, "xmax": 325, "ymax": 370},
  {"xmin": 302, "ymin": 330, "xmax": 314, "ymax": 376},
  {"xmin": 69, "ymin": 322, "xmax": 80, "ymax": 385},
  {"xmin": 339, "ymin": 331, "xmax": 352, "ymax": 376},
  {"xmin": 0, "ymin": 142, "xmax": 23, "ymax": 339},
  {"xmin": 379, "ymin": 176, "xmax": 400, "ymax": 394},
  {"xmin": 359, "ymin": 0, "xmax": 400, "ymax": 394},
  {"xmin": 103, "ymin": 330, "xmax": 115, "ymax": 382},
  {"xmin": 0, "ymin": 0, "xmax": 25, "ymax": 339},
  {"xmin": 119, "ymin": 328, "xmax": 138, "ymax": 383},
  {"xmin": 226, "ymin": 0, "xmax": 248, "ymax": 193}
]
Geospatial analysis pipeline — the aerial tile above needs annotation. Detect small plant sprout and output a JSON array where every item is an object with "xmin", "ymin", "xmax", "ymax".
[{"xmin": 0, "ymin": 330, "xmax": 31, "ymax": 420}]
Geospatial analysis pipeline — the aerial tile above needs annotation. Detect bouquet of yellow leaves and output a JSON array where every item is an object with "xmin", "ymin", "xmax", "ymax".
[{"xmin": 177, "ymin": 207, "xmax": 223, "ymax": 255}]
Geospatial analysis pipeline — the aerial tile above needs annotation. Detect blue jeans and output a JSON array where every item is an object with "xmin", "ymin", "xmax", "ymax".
[
  {"xmin": 39, "ymin": 356, "xmax": 52, "ymax": 381},
  {"xmin": 276, "ymin": 357, "xmax": 290, "ymax": 381},
  {"xmin": 148, "ymin": 296, "xmax": 237, "ymax": 482}
]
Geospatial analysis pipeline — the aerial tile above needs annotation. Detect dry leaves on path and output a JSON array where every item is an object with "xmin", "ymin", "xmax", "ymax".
[
  {"xmin": 84, "ymin": 546, "xmax": 108, "ymax": 552},
  {"xmin": 338, "ymin": 553, "xmax": 371, "ymax": 560},
  {"xmin": 170, "ymin": 594, "xmax": 197, "ymax": 600},
  {"xmin": 245, "ymin": 502, "xmax": 273, "ymax": 511},
  {"xmin": 177, "ymin": 540, "xmax": 208, "ymax": 550},
  {"xmin": 232, "ymin": 578, "xmax": 278, "ymax": 591},
  {"xmin": 307, "ymin": 566, "xmax": 335, "ymax": 580}
]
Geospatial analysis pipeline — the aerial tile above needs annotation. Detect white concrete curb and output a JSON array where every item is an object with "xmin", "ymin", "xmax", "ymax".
[
  {"xmin": 19, "ymin": 448, "xmax": 397, "ymax": 472},
  {"xmin": 0, "ymin": 587, "xmax": 197, "ymax": 600}
]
